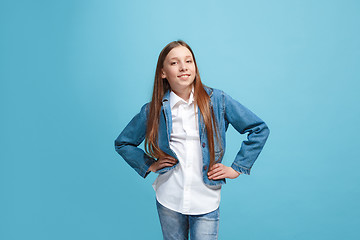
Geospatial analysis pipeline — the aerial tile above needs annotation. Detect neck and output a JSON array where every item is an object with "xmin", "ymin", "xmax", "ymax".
[{"xmin": 172, "ymin": 85, "xmax": 193, "ymax": 102}]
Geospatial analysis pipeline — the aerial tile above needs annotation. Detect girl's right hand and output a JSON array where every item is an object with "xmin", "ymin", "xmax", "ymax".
[{"xmin": 148, "ymin": 156, "xmax": 178, "ymax": 172}]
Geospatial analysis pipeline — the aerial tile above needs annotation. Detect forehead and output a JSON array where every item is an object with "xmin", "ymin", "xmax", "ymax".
[{"xmin": 166, "ymin": 46, "xmax": 193, "ymax": 60}]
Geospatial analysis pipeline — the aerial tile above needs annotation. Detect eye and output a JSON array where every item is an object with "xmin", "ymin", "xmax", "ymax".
[
  {"xmin": 186, "ymin": 60, "xmax": 193, "ymax": 63},
  {"xmin": 170, "ymin": 62, "xmax": 177, "ymax": 65}
]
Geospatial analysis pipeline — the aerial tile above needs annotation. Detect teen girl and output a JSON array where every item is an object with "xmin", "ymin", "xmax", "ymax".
[{"xmin": 115, "ymin": 40, "xmax": 269, "ymax": 240}]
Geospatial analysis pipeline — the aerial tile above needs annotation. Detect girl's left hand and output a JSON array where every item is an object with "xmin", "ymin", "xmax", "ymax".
[{"xmin": 207, "ymin": 163, "xmax": 241, "ymax": 180}]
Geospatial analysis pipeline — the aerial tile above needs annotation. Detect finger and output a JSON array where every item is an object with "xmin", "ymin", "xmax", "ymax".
[
  {"xmin": 165, "ymin": 156, "xmax": 176, "ymax": 160},
  {"xmin": 208, "ymin": 167, "xmax": 222, "ymax": 176},
  {"xmin": 158, "ymin": 162, "xmax": 176, "ymax": 170},
  {"xmin": 208, "ymin": 164, "xmax": 225, "ymax": 175},
  {"xmin": 159, "ymin": 162, "xmax": 176, "ymax": 169},
  {"xmin": 159, "ymin": 158, "xmax": 177, "ymax": 164},
  {"xmin": 211, "ymin": 173, "xmax": 226, "ymax": 180},
  {"xmin": 208, "ymin": 165, "xmax": 221, "ymax": 174},
  {"xmin": 210, "ymin": 169, "xmax": 225, "ymax": 178},
  {"xmin": 160, "ymin": 162, "xmax": 175, "ymax": 168},
  {"xmin": 208, "ymin": 169, "xmax": 225, "ymax": 179},
  {"xmin": 162, "ymin": 157, "xmax": 177, "ymax": 163},
  {"xmin": 161, "ymin": 158, "xmax": 178, "ymax": 165},
  {"xmin": 209, "ymin": 163, "xmax": 222, "ymax": 171}
]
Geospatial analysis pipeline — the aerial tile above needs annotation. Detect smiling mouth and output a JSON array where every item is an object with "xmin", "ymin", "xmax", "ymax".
[{"xmin": 178, "ymin": 74, "xmax": 190, "ymax": 78}]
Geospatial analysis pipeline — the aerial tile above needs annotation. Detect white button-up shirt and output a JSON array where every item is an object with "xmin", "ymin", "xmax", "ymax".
[{"xmin": 152, "ymin": 89, "xmax": 221, "ymax": 215}]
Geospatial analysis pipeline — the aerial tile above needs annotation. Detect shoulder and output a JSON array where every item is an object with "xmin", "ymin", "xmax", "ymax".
[
  {"xmin": 203, "ymin": 86, "xmax": 226, "ymax": 112},
  {"xmin": 205, "ymin": 86, "xmax": 240, "ymax": 103},
  {"xmin": 138, "ymin": 102, "xmax": 151, "ymax": 116},
  {"xmin": 141, "ymin": 102, "xmax": 150, "ymax": 109},
  {"xmin": 203, "ymin": 85, "xmax": 225, "ymax": 98},
  {"xmin": 204, "ymin": 86, "xmax": 244, "ymax": 110}
]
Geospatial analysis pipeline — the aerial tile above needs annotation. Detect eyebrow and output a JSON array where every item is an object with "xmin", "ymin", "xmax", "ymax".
[{"xmin": 169, "ymin": 56, "xmax": 193, "ymax": 60}]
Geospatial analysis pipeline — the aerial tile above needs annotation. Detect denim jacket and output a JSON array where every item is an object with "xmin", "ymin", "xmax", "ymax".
[{"xmin": 114, "ymin": 87, "xmax": 269, "ymax": 187}]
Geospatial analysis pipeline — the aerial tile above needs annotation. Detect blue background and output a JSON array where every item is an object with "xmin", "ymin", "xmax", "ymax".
[{"xmin": 1, "ymin": 0, "xmax": 359, "ymax": 239}]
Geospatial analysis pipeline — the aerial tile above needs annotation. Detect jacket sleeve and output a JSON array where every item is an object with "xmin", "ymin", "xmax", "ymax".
[
  {"xmin": 114, "ymin": 103, "xmax": 156, "ymax": 178},
  {"xmin": 223, "ymin": 91, "xmax": 270, "ymax": 175}
]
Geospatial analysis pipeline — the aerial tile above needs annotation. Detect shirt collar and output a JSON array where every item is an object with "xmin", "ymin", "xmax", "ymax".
[{"xmin": 170, "ymin": 87, "xmax": 194, "ymax": 109}]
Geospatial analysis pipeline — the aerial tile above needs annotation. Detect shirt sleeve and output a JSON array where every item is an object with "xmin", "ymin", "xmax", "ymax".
[
  {"xmin": 223, "ymin": 91, "xmax": 270, "ymax": 175},
  {"xmin": 114, "ymin": 103, "xmax": 156, "ymax": 178}
]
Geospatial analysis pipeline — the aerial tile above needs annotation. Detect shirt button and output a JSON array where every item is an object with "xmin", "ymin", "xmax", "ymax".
[
  {"xmin": 202, "ymin": 142, "xmax": 206, "ymax": 148},
  {"xmin": 203, "ymin": 165, "xmax": 207, "ymax": 171}
]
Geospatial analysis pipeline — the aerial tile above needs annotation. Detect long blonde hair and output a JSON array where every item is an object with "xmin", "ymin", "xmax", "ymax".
[{"xmin": 145, "ymin": 40, "xmax": 221, "ymax": 170}]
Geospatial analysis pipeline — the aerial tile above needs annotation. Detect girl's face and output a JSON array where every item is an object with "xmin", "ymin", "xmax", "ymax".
[{"xmin": 161, "ymin": 46, "xmax": 196, "ymax": 96}]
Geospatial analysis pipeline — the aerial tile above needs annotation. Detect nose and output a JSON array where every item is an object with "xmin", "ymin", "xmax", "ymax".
[{"xmin": 179, "ymin": 61, "xmax": 188, "ymax": 71}]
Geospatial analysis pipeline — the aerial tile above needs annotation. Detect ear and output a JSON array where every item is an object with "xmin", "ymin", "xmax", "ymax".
[{"xmin": 161, "ymin": 70, "xmax": 166, "ymax": 79}]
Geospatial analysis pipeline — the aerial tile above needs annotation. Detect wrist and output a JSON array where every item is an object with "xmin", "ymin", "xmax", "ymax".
[
  {"xmin": 148, "ymin": 164, "xmax": 154, "ymax": 172},
  {"xmin": 229, "ymin": 167, "xmax": 241, "ymax": 179}
]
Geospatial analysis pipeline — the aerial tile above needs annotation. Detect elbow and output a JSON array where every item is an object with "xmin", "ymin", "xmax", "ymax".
[
  {"xmin": 114, "ymin": 139, "xmax": 125, "ymax": 154},
  {"xmin": 251, "ymin": 121, "xmax": 270, "ymax": 141},
  {"xmin": 260, "ymin": 122, "xmax": 270, "ymax": 142},
  {"xmin": 263, "ymin": 122, "xmax": 270, "ymax": 135}
]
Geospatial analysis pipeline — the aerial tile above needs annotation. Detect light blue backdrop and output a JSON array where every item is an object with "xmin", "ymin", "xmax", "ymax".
[{"xmin": 1, "ymin": 0, "xmax": 359, "ymax": 239}]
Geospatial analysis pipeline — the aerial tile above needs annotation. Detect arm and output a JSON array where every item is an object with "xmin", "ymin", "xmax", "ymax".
[
  {"xmin": 114, "ymin": 103, "xmax": 156, "ymax": 178},
  {"xmin": 223, "ymin": 91, "xmax": 270, "ymax": 175}
]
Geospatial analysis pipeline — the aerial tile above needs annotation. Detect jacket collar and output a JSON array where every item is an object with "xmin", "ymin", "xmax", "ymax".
[
  {"xmin": 162, "ymin": 89, "xmax": 171, "ymax": 102},
  {"xmin": 203, "ymin": 85, "xmax": 213, "ymax": 97}
]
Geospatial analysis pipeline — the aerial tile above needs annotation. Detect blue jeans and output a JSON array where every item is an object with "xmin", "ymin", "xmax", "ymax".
[{"xmin": 156, "ymin": 200, "xmax": 220, "ymax": 240}]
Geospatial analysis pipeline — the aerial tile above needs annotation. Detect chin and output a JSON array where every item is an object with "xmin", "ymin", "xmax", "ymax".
[{"xmin": 181, "ymin": 81, "xmax": 195, "ymax": 87}]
